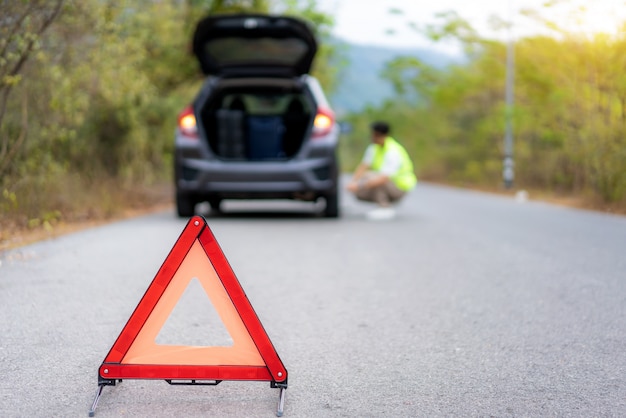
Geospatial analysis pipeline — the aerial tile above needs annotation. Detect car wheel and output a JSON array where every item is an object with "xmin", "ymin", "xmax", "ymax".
[
  {"xmin": 208, "ymin": 197, "xmax": 222, "ymax": 213},
  {"xmin": 323, "ymin": 192, "xmax": 339, "ymax": 218},
  {"xmin": 176, "ymin": 192, "xmax": 196, "ymax": 218}
]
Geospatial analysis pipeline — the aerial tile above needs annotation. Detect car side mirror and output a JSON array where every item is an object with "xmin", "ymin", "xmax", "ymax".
[{"xmin": 338, "ymin": 121, "xmax": 352, "ymax": 134}]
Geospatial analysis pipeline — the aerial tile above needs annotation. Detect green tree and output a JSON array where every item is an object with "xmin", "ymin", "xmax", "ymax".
[
  {"xmin": 0, "ymin": 0, "xmax": 339, "ymax": 229},
  {"xmin": 344, "ymin": 3, "xmax": 626, "ymax": 207},
  {"xmin": 0, "ymin": 0, "xmax": 64, "ymax": 177}
]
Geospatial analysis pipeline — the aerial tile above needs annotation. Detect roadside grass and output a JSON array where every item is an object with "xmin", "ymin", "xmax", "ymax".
[{"xmin": 1, "ymin": 177, "xmax": 173, "ymax": 252}]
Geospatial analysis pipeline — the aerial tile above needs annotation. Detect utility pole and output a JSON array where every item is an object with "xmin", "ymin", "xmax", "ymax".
[{"xmin": 503, "ymin": 0, "xmax": 515, "ymax": 189}]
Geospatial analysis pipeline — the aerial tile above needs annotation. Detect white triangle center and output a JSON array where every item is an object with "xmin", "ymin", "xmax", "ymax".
[{"xmin": 155, "ymin": 277, "xmax": 234, "ymax": 347}]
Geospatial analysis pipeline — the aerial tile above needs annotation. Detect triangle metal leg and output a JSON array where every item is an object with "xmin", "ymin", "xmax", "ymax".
[
  {"xmin": 88, "ymin": 384, "xmax": 105, "ymax": 417},
  {"xmin": 276, "ymin": 386, "xmax": 286, "ymax": 417}
]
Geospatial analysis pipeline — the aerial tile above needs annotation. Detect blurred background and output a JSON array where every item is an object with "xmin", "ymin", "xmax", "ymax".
[{"xmin": 2, "ymin": 0, "xmax": 625, "ymax": 238}]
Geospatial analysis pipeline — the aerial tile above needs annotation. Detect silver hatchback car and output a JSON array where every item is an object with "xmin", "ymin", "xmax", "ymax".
[{"xmin": 174, "ymin": 14, "xmax": 340, "ymax": 218}]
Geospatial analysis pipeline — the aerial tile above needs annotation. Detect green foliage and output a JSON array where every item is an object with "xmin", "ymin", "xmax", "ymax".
[
  {"xmin": 0, "ymin": 0, "xmax": 338, "ymax": 230},
  {"xmin": 342, "ymin": 5, "xmax": 626, "ymax": 207},
  {"xmin": 276, "ymin": 0, "xmax": 341, "ymax": 93},
  {"xmin": 0, "ymin": 0, "xmax": 64, "ymax": 177}
]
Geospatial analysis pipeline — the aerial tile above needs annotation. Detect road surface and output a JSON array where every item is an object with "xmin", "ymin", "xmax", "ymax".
[{"xmin": 1, "ymin": 181, "xmax": 625, "ymax": 417}]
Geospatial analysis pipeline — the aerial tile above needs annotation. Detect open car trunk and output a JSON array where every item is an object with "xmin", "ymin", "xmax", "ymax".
[
  {"xmin": 199, "ymin": 78, "xmax": 314, "ymax": 161},
  {"xmin": 193, "ymin": 14, "xmax": 317, "ymax": 77}
]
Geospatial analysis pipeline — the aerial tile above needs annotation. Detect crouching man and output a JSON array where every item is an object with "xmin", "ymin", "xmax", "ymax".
[{"xmin": 346, "ymin": 121, "xmax": 417, "ymax": 220}]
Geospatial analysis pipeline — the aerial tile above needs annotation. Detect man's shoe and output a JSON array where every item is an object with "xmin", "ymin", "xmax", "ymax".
[{"xmin": 366, "ymin": 207, "xmax": 396, "ymax": 220}]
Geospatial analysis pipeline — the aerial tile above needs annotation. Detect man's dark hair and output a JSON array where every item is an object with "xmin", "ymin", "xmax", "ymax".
[{"xmin": 371, "ymin": 121, "xmax": 390, "ymax": 135}]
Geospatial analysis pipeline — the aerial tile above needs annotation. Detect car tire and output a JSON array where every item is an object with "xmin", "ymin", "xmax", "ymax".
[
  {"xmin": 208, "ymin": 197, "xmax": 222, "ymax": 213},
  {"xmin": 176, "ymin": 192, "xmax": 196, "ymax": 218},
  {"xmin": 323, "ymin": 192, "xmax": 339, "ymax": 218}
]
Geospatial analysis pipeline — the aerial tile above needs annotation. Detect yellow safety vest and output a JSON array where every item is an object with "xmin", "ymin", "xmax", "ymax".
[{"xmin": 371, "ymin": 137, "xmax": 417, "ymax": 191}]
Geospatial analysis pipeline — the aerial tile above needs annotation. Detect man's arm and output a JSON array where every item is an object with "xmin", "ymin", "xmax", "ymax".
[
  {"xmin": 347, "ymin": 162, "xmax": 369, "ymax": 192},
  {"xmin": 347, "ymin": 162, "xmax": 391, "ymax": 190}
]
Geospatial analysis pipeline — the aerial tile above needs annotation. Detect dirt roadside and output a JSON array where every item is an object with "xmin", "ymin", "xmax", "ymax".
[
  {"xmin": 0, "ymin": 202, "xmax": 174, "ymax": 253},
  {"xmin": 0, "ymin": 184, "xmax": 175, "ymax": 253}
]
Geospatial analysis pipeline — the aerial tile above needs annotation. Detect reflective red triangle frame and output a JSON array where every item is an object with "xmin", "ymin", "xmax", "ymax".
[{"xmin": 98, "ymin": 215, "xmax": 287, "ymax": 384}]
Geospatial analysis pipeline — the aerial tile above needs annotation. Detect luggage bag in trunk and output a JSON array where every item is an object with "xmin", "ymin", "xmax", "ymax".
[
  {"xmin": 216, "ymin": 109, "xmax": 246, "ymax": 159},
  {"xmin": 246, "ymin": 116, "xmax": 285, "ymax": 160}
]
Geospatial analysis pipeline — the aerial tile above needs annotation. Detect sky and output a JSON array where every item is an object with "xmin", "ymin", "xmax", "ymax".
[{"xmin": 317, "ymin": 0, "xmax": 626, "ymax": 54}]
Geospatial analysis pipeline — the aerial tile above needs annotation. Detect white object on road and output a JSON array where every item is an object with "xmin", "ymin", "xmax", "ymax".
[
  {"xmin": 367, "ymin": 207, "xmax": 396, "ymax": 220},
  {"xmin": 515, "ymin": 190, "xmax": 529, "ymax": 203}
]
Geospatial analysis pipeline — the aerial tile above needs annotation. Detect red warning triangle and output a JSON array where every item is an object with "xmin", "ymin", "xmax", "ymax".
[{"xmin": 98, "ymin": 216, "xmax": 287, "ymax": 384}]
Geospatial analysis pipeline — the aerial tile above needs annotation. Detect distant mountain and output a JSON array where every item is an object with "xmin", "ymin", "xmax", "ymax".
[{"xmin": 328, "ymin": 39, "xmax": 458, "ymax": 115}]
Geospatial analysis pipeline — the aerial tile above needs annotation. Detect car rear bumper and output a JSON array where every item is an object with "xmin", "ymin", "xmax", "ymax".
[{"xmin": 176, "ymin": 157, "xmax": 337, "ymax": 198}]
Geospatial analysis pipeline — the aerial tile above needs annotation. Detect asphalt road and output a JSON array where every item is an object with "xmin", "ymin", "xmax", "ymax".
[{"xmin": 1, "ymin": 181, "xmax": 625, "ymax": 417}]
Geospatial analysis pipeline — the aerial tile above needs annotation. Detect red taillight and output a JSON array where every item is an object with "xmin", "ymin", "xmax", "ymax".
[
  {"xmin": 177, "ymin": 105, "xmax": 197, "ymax": 138},
  {"xmin": 312, "ymin": 107, "xmax": 335, "ymax": 138}
]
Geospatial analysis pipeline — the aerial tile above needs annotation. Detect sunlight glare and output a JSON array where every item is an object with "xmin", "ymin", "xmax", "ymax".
[{"xmin": 516, "ymin": 0, "xmax": 626, "ymax": 38}]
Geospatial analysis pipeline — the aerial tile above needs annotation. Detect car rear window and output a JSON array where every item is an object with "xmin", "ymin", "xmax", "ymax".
[{"xmin": 204, "ymin": 38, "xmax": 309, "ymax": 68}]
